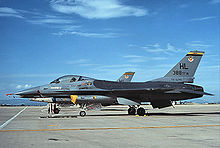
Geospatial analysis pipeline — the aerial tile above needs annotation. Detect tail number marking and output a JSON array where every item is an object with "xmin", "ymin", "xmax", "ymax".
[{"xmin": 173, "ymin": 70, "xmax": 189, "ymax": 75}]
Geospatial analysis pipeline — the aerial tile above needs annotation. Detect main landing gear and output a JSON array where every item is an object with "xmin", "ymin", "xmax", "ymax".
[
  {"xmin": 128, "ymin": 107, "xmax": 136, "ymax": 115},
  {"xmin": 128, "ymin": 106, "xmax": 145, "ymax": 116},
  {"xmin": 137, "ymin": 107, "xmax": 145, "ymax": 116}
]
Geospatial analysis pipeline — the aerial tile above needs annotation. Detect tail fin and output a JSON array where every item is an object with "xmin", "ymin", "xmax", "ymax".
[
  {"xmin": 117, "ymin": 72, "xmax": 135, "ymax": 82},
  {"xmin": 153, "ymin": 51, "xmax": 204, "ymax": 83}
]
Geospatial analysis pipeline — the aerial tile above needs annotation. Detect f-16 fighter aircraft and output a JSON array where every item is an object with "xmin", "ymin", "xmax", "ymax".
[
  {"xmin": 29, "ymin": 72, "xmax": 135, "ymax": 114},
  {"xmin": 12, "ymin": 51, "xmax": 213, "ymax": 116}
]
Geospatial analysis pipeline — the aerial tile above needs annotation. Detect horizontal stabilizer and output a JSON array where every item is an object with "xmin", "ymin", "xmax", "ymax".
[
  {"xmin": 203, "ymin": 92, "xmax": 214, "ymax": 96},
  {"xmin": 180, "ymin": 89, "xmax": 214, "ymax": 96}
]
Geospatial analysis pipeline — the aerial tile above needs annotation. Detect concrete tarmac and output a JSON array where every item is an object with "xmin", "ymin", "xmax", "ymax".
[{"xmin": 0, "ymin": 104, "xmax": 220, "ymax": 148}]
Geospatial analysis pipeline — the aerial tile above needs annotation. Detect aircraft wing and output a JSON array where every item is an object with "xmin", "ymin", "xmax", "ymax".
[{"xmin": 56, "ymin": 88, "xmax": 174, "ymax": 106}]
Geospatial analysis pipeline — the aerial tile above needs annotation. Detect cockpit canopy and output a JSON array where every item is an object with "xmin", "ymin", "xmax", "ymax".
[{"xmin": 50, "ymin": 75, "xmax": 94, "ymax": 84}]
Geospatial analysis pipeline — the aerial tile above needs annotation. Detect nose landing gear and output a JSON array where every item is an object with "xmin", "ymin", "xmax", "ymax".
[
  {"xmin": 78, "ymin": 103, "xmax": 102, "ymax": 117},
  {"xmin": 79, "ymin": 111, "xmax": 86, "ymax": 117}
]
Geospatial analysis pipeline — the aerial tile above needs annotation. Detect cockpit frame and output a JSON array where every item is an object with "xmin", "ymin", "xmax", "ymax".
[{"xmin": 50, "ymin": 75, "xmax": 94, "ymax": 84}]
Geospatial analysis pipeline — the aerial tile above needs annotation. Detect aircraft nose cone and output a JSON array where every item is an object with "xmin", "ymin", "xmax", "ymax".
[{"xmin": 15, "ymin": 86, "xmax": 40, "ymax": 95}]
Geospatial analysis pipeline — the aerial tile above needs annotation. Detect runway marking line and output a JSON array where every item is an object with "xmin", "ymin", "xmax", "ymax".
[
  {"xmin": 0, "ymin": 124, "xmax": 220, "ymax": 132},
  {"xmin": 0, "ymin": 106, "xmax": 28, "ymax": 130}
]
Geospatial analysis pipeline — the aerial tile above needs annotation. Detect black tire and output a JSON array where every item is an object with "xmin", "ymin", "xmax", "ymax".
[
  {"xmin": 54, "ymin": 108, "xmax": 60, "ymax": 114},
  {"xmin": 80, "ymin": 111, "xmax": 86, "ymax": 117},
  {"xmin": 128, "ymin": 107, "xmax": 136, "ymax": 115},
  {"xmin": 137, "ymin": 107, "xmax": 145, "ymax": 116}
]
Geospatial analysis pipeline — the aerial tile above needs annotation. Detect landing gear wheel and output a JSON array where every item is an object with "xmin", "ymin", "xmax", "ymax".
[
  {"xmin": 128, "ymin": 107, "xmax": 136, "ymax": 115},
  {"xmin": 54, "ymin": 108, "xmax": 60, "ymax": 114},
  {"xmin": 137, "ymin": 107, "xmax": 145, "ymax": 116},
  {"xmin": 79, "ymin": 111, "xmax": 86, "ymax": 117}
]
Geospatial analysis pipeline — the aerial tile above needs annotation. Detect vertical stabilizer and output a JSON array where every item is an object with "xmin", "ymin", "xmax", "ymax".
[
  {"xmin": 117, "ymin": 72, "xmax": 135, "ymax": 82},
  {"xmin": 152, "ymin": 51, "xmax": 204, "ymax": 83}
]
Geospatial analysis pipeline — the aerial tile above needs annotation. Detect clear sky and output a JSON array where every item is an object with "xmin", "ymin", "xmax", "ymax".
[{"xmin": 0, "ymin": 0, "xmax": 219, "ymax": 104}]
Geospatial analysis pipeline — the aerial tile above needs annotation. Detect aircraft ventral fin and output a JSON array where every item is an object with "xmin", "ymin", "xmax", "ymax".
[{"xmin": 151, "ymin": 100, "xmax": 173, "ymax": 109}]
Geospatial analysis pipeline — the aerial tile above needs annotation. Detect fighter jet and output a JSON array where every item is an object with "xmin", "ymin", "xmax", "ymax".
[
  {"xmin": 12, "ymin": 51, "xmax": 213, "ymax": 116},
  {"xmin": 29, "ymin": 72, "xmax": 135, "ymax": 113}
]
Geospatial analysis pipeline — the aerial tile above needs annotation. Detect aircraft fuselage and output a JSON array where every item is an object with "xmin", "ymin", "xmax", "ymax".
[{"xmin": 16, "ymin": 80, "xmax": 203, "ymax": 103}]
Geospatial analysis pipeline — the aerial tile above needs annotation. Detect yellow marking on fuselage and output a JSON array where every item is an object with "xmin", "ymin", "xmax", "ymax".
[
  {"xmin": 70, "ymin": 95, "xmax": 78, "ymax": 104},
  {"xmin": 48, "ymin": 125, "xmax": 57, "ymax": 127},
  {"xmin": 0, "ymin": 125, "xmax": 219, "ymax": 132}
]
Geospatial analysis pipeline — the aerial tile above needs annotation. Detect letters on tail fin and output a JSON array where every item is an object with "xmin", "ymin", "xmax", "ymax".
[
  {"xmin": 152, "ymin": 51, "xmax": 204, "ymax": 83},
  {"xmin": 117, "ymin": 72, "xmax": 135, "ymax": 82}
]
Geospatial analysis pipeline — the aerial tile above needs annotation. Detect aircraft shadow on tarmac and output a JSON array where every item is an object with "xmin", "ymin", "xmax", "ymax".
[
  {"xmin": 86, "ymin": 112, "xmax": 220, "ymax": 117},
  {"xmin": 146, "ymin": 112, "xmax": 220, "ymax": 116}
]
